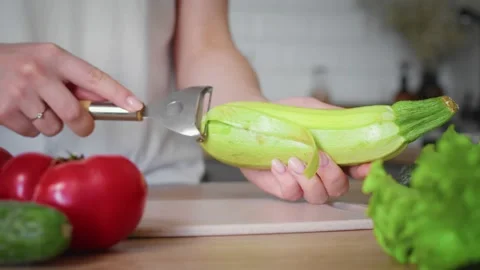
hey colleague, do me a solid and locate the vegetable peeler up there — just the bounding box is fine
[79,86,213,142]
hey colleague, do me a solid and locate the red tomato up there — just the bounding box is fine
[0,147,13,172]
[0,152,54,201]
[32,155,147,251]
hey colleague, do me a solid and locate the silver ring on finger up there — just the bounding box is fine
[30,106,48,122]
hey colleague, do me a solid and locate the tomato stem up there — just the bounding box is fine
[51,152,85,165]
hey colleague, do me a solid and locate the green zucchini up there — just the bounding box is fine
[200,96,458,179]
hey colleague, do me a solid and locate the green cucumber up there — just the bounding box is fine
[0,201,72,265]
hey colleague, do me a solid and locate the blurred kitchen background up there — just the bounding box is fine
[203,0,480,182]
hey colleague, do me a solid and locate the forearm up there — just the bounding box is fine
[175,46,268,107]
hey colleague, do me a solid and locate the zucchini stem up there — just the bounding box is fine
[393,96,458,143]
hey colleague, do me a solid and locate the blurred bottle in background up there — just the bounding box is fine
[309,65,330,103]
[460,90,473,121]
[393,61,416,102]
[416,68,445,100]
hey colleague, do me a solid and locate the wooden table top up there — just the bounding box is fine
[15,181,415,270]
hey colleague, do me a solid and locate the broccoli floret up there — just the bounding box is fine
[362,125,480,270]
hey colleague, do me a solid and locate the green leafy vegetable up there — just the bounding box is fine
[362,125,480,270]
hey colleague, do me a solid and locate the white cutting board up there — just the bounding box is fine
[132,197,373,237]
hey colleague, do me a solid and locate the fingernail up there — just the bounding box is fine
[288,157,305,174]
[126,96,144,111]
[271,159,286,174]
[320,152,330,167]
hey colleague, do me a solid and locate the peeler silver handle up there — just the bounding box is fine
[80,100,144,121]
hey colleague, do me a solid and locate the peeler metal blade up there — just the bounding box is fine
[143,86,212,141]
[79,86,213,142]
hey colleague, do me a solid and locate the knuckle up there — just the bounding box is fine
[281,188,303,201]
[87,66,107,86]
[283,193,302,202]
[51,122,64,135]
[10,122,39,137]
[7,83,28,100]
[17,60,42,79]
[5,73,28,92]
[330,190,345,198]
[62,103,83,122]
[41,118,64,137]
[25,129,40,137]
[0,110,7,123]
[308,196,329,205]
[0,110,12,124]
[277,178,303,201]
[43,125,63,137]
[339,181,350,196]
[329,180,350,198]
[0,100,14,122]
[37,42,63,60]
[9,58,45,91]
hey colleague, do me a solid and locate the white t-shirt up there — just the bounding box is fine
[0,0,205,185]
